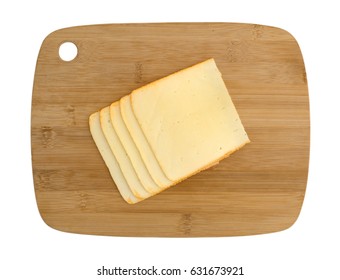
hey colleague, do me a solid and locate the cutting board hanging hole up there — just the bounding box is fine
[59,42,78,62]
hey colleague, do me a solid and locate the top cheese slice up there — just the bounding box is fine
[131,58,250,182]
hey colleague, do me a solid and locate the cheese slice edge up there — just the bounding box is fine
[100,106,151,199]
[110,101,162,194]
[89,112,140,204]
[120,95,174,188]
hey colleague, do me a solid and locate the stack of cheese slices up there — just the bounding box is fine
[89,58,250,204]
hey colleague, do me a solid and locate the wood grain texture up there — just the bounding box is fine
[31,23,309,237]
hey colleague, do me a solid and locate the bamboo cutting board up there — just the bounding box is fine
[31,23,309,237]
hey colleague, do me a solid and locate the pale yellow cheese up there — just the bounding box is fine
[100,106,151,199]
[120,95,174,188]
[131,58,250,182]
[110,102,161,194]
[90,58,249,204]
[89,112,140,204]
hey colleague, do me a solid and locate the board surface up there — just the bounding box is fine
[31,23,309,237]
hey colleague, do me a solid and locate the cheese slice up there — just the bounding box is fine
[89,112,140,204]
[89,58,249,204]
[131,58,250,182]
[120,95,174,188]
[110,102,161,194]
[100,106,151,199]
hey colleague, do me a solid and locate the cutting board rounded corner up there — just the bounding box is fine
[34,204,69,235]
[36,26,83,66]
[276,209,305,235]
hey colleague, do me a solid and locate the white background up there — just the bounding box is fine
[1,0,339,279]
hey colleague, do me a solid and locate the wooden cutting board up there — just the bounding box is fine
[31,23,309,237]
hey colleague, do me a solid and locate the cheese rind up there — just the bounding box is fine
[89,112,140,204]
[120,95,174,188]
[110,102,161,194]
[131,58,250,182]
[100,106,151,199]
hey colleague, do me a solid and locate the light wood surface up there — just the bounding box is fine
[31,23,309,237]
